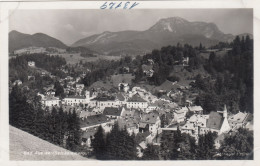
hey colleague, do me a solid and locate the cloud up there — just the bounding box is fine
[64,24,74,31]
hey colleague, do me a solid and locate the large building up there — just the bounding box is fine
[127,93,148,110]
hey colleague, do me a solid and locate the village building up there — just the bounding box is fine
[41,96,60,107]
[12,80,22,86]
[127,93,148,110]
[205,106,231,134]
[80,114,113,131]
[28,61,35,67]
[76,84,85,95]
[118,83,130,92]
[228,112,252,130]
[63,96,86,106]
[103,107,124,120]
[90,95,118,110]
[139,111,161,134]
[188,106,203,114]
[142,64,154,77]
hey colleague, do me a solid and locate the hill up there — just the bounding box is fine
[9,126,88,160]
[9,30,68,52]
[72,17,239,56]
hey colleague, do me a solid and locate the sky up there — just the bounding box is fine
[9,9,253,45]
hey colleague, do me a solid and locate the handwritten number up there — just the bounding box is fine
[100,2,107,9]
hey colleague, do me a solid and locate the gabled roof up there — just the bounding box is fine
[142,64,153,71]
[140,112,159,124]
[80,114,109,128]
[127,93,147,102]
[65,95,86,99]
[116,93,125,101]
[188,106,203,112]
[103,107,122,116]
[206,111,224,130]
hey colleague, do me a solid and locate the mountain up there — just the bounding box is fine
[9,30,68,52]
[72,17,238,56]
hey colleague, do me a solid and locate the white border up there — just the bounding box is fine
[1,0,260,166]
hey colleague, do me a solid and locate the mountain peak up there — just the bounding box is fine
[149,17,189,32]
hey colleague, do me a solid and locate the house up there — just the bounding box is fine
[139,111,161,134]
[118,83,130,92]
[81,128,96,147]
[115,93,126,105]
[80,114,112,131]
[76,84,85,95]
[173,107,188,123]
[46,89,55,96]
[103,107,124,119]
[228,112,252,130]
[63,96,86,106]
[12,80,22,86]
[127,93,148,110]
[118,118,139,136]
[142,64,154,77]
[41,96,60,107]
[90,95,118,110]
[188,106,203,114]
[28,61,35,67]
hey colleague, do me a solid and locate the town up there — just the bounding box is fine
[9,38,253,159]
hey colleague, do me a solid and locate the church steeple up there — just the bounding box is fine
[223,104,227,118]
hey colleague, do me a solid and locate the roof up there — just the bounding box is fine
[206,111,224,130]
[140,112,159,124]
[181,122,195,130]
[116,93,125,101]
[229,112,248,123]
[43,96,60,101]
[80,114,109,128]
[127,93,147,102]
[157,80,176,91]
[65,96,86,99]
[82,128,97,139]
[188,106,203,112]
[92,95,115,101]
[142,64,153,71]
[121,108,135,117]
[103,107,123,116]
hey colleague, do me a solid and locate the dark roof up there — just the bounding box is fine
[82,128,97,139]
[142,64,153,71]
[127,93,147,102]
[206,111,224,130]
[92,95,115,101]
[116,93,125,101]
[140,112,159,124]
[103,107,122,116]
[80,114,108,128]
[65,95,85,99]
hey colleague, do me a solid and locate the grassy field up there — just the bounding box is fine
[49,53,122,65]
[10,126,88,160]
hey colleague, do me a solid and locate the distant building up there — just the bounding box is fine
[118,83,130,92]
[12,80,22,86]
[28,61,35,67]
[41,96,60,107]
[188,106,203,114]
[103,107,124,119]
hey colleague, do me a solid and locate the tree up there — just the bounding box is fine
[142,144,159,160]
[219,128,253,159]
[91,125,106,160]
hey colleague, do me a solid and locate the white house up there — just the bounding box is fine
[41,96,60,107]
[64,96,86,106]
[127,93,148,110]
[28,61,35,67]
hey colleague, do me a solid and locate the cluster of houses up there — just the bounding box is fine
[13,46,66,55]
[11,58,253,158]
